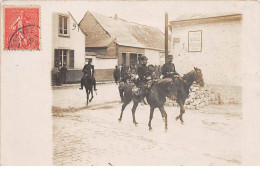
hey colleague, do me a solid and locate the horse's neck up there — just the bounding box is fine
[183,71,195,91]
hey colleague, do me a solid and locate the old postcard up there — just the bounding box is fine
[0,0,260,166]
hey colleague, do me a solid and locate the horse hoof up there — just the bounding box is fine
[149,127,152,131]
[176,116,180,121]
[181,121,184,125]
[134,122,138,125]
[165,126,168,130]
[118,118,121,122]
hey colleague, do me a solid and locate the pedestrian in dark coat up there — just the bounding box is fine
[60,64,68,84]
[113,66,121,84]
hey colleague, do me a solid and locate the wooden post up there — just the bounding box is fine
[165,12,168,63]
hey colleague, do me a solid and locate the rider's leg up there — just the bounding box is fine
[79,77,84,90]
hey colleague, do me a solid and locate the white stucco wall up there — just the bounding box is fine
[52,12,85,70]
[145,49,161,66]
[171,19,242,86]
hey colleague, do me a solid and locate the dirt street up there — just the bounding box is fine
[52,83,242,166]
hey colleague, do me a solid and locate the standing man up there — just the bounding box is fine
[79,59,97,91]
[53,63,61,86]
[60,64,68,85]
[113,65,121,85]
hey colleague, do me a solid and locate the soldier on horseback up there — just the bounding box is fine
[79,59,97,91]
[161,54,179,96]
[135,56,152,99]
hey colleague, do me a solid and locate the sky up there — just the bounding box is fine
[66,1,246,32]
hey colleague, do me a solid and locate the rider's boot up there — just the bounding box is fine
[79,78,84,90]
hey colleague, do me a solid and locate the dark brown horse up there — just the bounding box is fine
[174,67,204,124]
[84,75,94,105]
[118,67,204,130]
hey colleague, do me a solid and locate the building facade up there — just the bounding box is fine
[52,12,85,84]
[79,11,165,81]
[169,13,243,102]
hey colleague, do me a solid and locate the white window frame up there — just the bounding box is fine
[59,49,68,66]
[58,14,70,37]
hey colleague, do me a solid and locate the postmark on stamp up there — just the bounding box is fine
[4,6,40,50]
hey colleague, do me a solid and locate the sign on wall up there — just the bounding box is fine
[188,30,202,52]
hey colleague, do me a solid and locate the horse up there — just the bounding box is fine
[117,64,154,103]
[174,67,204,124]
[118,67,204,130]
[84,75,94,105]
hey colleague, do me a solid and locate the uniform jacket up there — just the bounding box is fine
[161,62,178,79]
[83,64,94,76]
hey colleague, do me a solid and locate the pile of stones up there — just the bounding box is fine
[166,84,239,110]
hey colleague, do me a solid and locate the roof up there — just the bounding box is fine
[170,13,242,27]
[80,11,165,50]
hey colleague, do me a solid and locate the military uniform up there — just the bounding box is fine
[161,62,179,79]
[79,63,97,90]
[137,64,149,82]
[161,55,179,96]
[134,56,150,99]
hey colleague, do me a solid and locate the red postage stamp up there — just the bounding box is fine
[4,6,40,50]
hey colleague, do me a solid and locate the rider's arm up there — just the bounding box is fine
[161,65,169,76]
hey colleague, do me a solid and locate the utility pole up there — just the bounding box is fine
[165,12,168,63]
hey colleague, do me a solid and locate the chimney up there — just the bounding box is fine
[114,14,118,20]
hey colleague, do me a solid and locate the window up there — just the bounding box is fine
[130,53,137,66]
[122,53,126,65]
[59,15,69,36]
[59,49,68,66]
[54,49,74,68]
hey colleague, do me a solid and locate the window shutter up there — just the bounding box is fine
[54,49,60,67]
[69,50,74,69]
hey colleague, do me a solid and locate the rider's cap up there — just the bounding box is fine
[168,54,173,59]
[142,56,148,61]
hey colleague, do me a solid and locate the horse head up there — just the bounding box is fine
[194,67,204,87]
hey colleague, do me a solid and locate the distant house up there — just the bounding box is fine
[52,12,85,84]
[79,11,165,81]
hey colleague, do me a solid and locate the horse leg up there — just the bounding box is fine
[132,101,139,125]
[148,107,155,130]
[86,89,89,106]
[119,89,124,102]
[118,99,131,122]
[159,106,168,130]
[160,111,165,122]
[89,89,94,102]
[176,101,185,124]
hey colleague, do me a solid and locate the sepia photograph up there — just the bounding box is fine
[0,0,260,166]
